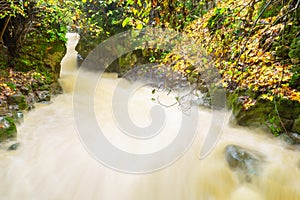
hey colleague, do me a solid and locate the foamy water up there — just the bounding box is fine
[0,33,299,200]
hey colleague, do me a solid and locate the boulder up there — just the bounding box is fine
[225,145,265,182]
[7,142,20,151]
[292,115,300,133]
[228,91,300,138]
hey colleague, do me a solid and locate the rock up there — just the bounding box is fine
[20,86,30,95]
[26,92,36,110]
[280,117,294,131]
[288,37,300,64]
[210,87,226,109]
[7,93,27,110]
[198,85,209,93]
[0,96,8,116]
[225,145,265,182]
[13,111,24,124]
[8,104,19,110]
[0,116,17,142]
[77,53,83,63]
[8,142,20,151]
[36,91,51,102]
[286,132,300,144]
[228,92,300,136]
[50,82,63,95]
[43,40,66,79]
[292,115,300,133]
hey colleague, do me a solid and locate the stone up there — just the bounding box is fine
[225,145,265,182]
[7,93,27,110]
[36,91,51,102]
[280,117,294,131]
[26,92,36,110]
[0,116,17,142]
[8,142,20,151]
[228,91,300,136]
[286,132,300,144]
[210,87,226,109]
[13,111,24,124]
[50,82,63,95]
[20,86,30,95]
[292,115,300,134]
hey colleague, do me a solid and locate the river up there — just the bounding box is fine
[0,33,299,200]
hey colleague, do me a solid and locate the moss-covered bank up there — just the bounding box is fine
[0,1,68,142]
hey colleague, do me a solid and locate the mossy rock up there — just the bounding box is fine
[210,87,226,109]
[292,115,300,134]
[7,93,27,110]
[44,40,66,80]
[288,37,300,64]
[276,99,300,119]
[234,99,273,127]
[50,82,63,95]
[0,116,17,142]
[12,32,66,82]
[275,45,290,59]
[228,91,300,136]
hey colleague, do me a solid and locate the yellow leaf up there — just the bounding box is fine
[136,23,143,30]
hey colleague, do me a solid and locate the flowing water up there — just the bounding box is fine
[0,33,300,200]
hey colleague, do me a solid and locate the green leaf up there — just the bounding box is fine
[122,17,131,27]
[126,0,134,6]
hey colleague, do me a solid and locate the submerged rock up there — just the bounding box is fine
[8,142,20,151]
[225,145,265,182]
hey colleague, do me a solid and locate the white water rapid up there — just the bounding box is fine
[0,33,299,200]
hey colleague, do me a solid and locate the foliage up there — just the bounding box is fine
[0,116,17,141]
[77,0,126,40]
[159,0,300,108]
[119,0,213,30]
[0,0,25,19]
[0,0,72,76]
[0,70,49,97]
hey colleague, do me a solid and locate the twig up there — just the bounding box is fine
[272,0,300,25]
[273,97,288,134]
[234,0,260,17]
[236,0,274,65]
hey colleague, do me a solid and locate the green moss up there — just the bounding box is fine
[259,0,283,18]
[228,90,300,136]
[7,93,27,110]
[0,116,17,142]
[288,37,300,63]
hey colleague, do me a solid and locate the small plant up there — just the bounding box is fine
[5,82,17,91]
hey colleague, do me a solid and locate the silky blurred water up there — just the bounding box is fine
[0,33,299,200]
